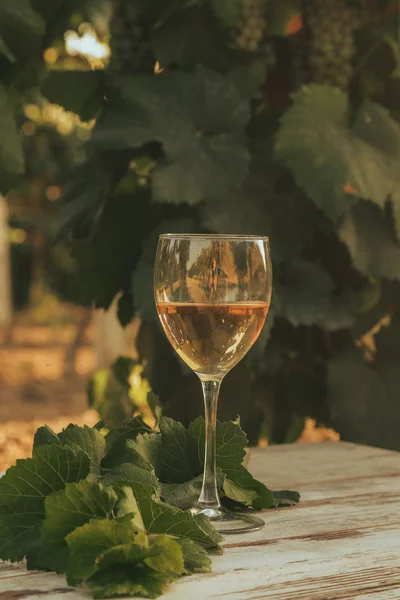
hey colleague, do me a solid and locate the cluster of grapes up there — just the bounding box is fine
[108,0,153,75]
[228,0,269,53]
[293,0,379,89]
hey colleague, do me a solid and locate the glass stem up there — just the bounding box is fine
[198,378,222,510]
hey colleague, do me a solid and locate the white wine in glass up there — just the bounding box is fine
[154,234,272,533]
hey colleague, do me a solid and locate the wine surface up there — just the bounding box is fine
[156,302,269,377]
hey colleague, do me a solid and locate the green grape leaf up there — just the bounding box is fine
[91,68,250,205]
[139,496,223,549]
[152,5,233,71]
[223,465,274,510]
[0,84,24,194]
[66,515,139,585]
[33,424,61,449]
[276,85,400,221]
[176,538,212,574]
[57,425,106,476]
[274,258,360,330]
[102,465,221,548]
[0,445,90,562]
[102,463,161,497]
[339,200,400,281]
[33,423,106,476]
[42,70,105,121]
[114,486,146,532]
[36,481,118,573]
[272,490,301,507]
[102,417,153,470]
[86,536,183,599]
[160,476,203,511]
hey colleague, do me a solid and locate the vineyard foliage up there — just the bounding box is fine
[1,0,400,449]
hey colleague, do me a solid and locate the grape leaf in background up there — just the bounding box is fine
[339,200,400,281]
[91,67,250,205]
[36,481,118,573]
[273,258,360,330]
[41,70,105,121]
[276,85,400,221]
[0,445,90,562]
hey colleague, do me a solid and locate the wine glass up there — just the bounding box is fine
[154,234,272,533]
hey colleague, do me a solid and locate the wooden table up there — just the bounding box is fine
[1,441,400,600]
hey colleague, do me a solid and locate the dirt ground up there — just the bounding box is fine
[0,323,98,472]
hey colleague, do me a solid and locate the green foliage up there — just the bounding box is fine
[0,418,298,598]
[91,68,251,204]
[276,85,400,222]
[2,0,400,451]
[129,416,297,511]
[0,445,90,562]
[36,481,118,573]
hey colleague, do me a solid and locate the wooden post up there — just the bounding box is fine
[0,195,12,328]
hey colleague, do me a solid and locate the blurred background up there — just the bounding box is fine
[1,0,399,471]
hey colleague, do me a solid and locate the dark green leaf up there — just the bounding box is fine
[139,496,223,548]
[0,445,90,562]
[37,481,118,573]
[66,515,142,585]
[42,70,105,121]
[157,417,201,483]
[0,84,24,194]
[223,465,274,510]
[272,490,300,507]
[152,5,233,71]
[33,425,61,449]
[102,417,153,469]
[339,200,400,281]
[92,68,250,204]
[274,258,360,329]
[58,425,106,476]
[276,85,400,221]
[160,476,203,511]
[88,565,169,599]
[102,463,161,497]
[176,538,212,574]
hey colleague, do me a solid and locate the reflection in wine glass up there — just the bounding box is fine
[154,234,272,533]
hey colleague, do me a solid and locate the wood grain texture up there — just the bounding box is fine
[1,441,399,599]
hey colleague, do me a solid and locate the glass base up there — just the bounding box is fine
[191,505,265,534]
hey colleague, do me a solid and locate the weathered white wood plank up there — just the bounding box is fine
[0,442,399,600]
